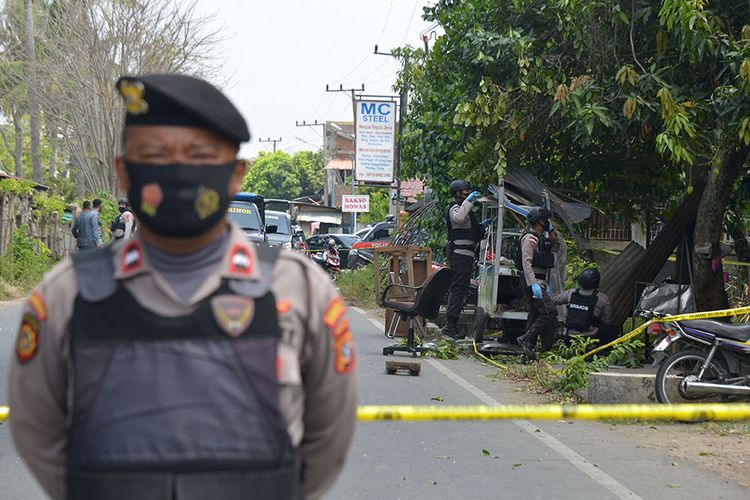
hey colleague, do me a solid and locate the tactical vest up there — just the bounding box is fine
[445,202,485,256]
[67,246,300,500]
[564,289,599,332]
[530,234,555,269]
[110,211,136,239]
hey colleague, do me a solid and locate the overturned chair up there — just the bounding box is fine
[381,267,452,357]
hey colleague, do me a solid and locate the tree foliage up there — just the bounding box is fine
[241,150,324,200]
[396,0,750,310]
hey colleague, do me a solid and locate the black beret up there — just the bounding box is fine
[116,74,250,144]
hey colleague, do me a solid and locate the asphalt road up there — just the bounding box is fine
[0,299,747,499]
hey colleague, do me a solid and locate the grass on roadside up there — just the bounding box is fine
[0,225,55,299]
[336,265,379,309]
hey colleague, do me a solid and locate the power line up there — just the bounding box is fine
[258,137,282,153]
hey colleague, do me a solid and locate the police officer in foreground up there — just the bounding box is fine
[442,179,489,340]
[9,74,358,500]
[517,207,560,361]
[553,267,615,346]
[110,196,135,240]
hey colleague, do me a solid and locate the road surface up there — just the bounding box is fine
[0,300,747,499]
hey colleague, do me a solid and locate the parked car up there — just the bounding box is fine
[348,219,396,268]
[264,210,297,249]
[228,192,268,246]
[354,226,372,240]
[307,233,359,269]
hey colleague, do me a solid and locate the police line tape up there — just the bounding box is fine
[578,304,750,362]
[357,403,750,421]
[1,403,749,424]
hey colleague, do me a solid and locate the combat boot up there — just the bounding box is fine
[441,316,463,340]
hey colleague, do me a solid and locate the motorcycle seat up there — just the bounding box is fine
[680,319,750,342]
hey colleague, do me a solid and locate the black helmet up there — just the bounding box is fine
[527,207,552,225]
[118,197,129,205]
[578,268,601,289]
[449,179,470,196]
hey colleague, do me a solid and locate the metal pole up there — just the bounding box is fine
[351,90,358,232]
[492,181,505,309]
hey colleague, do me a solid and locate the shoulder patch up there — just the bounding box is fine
[212,295,255,337]
[334,329,355,373]
[323,297,347,329]
[121,240,143,273]
[16,314,40,363]
[27,291,48,321]
[323,297,355,373]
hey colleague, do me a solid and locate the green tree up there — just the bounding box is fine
[396,0,750,311]
[242,150,324,200]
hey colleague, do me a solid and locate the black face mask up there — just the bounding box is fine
[118,206,127,214]
[125,161,235,238]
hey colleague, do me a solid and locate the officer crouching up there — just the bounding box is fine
[553,267,615,347]
[9,74,358,500]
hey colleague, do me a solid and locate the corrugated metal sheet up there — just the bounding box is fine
[599,183,705,327]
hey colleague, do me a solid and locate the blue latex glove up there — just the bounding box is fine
[466,191,481,202]
[531,283,543,300]
[480,217,494,227]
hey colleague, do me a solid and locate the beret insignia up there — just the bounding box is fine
[118,79,149,115]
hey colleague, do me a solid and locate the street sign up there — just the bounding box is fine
[355,100,396,183]
[342,194,370,213]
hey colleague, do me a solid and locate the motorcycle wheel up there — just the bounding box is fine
[654,349,728,404]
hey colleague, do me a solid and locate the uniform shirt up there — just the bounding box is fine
[448,198,477,258]
[520,230,560,286]
[8,221,358,500]
[552,288,613,335]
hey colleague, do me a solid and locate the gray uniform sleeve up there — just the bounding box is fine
[598,294,613,325]
[9,262,76,500]
[299,263,358,499]
[449,199,474,226]
[520,234,539,286]
[552,289,573,306]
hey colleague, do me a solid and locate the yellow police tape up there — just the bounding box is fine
[578,304,750,362]
[2,403,749,424]
[357,403,750,421]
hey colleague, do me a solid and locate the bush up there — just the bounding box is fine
[336,266,378,309]
[0,224,53,292]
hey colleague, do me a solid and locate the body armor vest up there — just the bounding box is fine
[445,202,485,255]
[110,212,136,239]
[67,247,300,500]
[530,235,555,269]
[564,289,599,331]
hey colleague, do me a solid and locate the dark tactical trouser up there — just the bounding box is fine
[523,287,557,352]
[446,253,474,320]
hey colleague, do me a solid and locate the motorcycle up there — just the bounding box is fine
[311,250,341,280]
[641,309,750,404]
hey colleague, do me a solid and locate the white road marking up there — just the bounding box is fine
[353,307,642,500]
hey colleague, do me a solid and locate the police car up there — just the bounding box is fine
[228,192,269,246]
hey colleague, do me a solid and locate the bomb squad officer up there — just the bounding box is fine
[442,179,491,340]
[553,267,615,345]
[9,73,358,500]
[517,207,560,362]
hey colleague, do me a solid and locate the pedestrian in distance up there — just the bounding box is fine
[442,179,492,340]
[553,267,616,348]
[110,196,136,240]
[9,73,358,500]
[91,198,104,248]
[71,200,98,251]
[517,207,561,363]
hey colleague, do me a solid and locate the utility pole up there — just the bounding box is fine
[325,84,365,231]
[258,137,282,153]
[296,120,327,205]
[374,45,406,218]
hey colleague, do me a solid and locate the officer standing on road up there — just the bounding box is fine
[9,73,358,500]
[110,196,136,240]
[442,179,490,340]
[553,267,615,346]
[517,207,560,362]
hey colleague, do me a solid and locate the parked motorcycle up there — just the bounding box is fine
[311,250,341,280]
[641,309,750,404]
